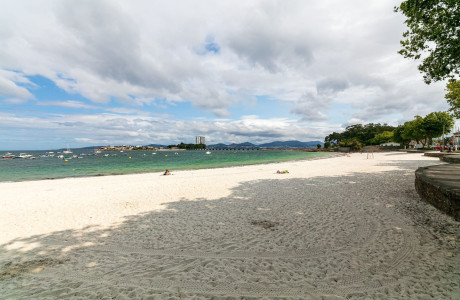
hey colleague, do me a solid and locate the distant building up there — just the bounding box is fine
[196,136,206,144]
[380,142,400,147]
[450,131,460,147]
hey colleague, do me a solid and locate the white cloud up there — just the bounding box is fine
[0,111,335,149]
[0,0,456,149]
[38,100,98,110]
[0,70,35,100]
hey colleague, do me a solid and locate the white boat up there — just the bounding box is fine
[2,152,14,159]
[63,145,72,154]
[206,151,211,154]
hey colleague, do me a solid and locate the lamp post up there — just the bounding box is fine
[442,124,445,152]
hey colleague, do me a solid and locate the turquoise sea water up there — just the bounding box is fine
[0,150,333,182]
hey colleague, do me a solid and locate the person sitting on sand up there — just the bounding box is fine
[164,169,170,175]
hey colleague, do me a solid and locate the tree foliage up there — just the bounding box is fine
[324,132,343,145]
[445,79,460,118]
[169,143,206,150]
[421,111,455,144]
[370,131,394,145]
[395,0,460,84]
[401,116,426,144]
[324,123,396,146]
[324,112,454,148]
[339,138,362,151]
[393,125,412,145]
[396,112,454,146]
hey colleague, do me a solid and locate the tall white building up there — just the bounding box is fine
[195,136,206,144]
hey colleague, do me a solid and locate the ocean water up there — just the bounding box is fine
[0,150,333,182]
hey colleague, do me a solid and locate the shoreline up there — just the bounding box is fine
[0,152,339,184]
[1,152,459,298]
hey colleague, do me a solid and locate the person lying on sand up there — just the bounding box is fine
[276,170,289,174]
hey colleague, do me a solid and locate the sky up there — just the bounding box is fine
[1,0,458,150]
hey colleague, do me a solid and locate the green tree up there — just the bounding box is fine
[422,111,455,145]
[395,1,460,84]
[339,138,362,151]
[402,116,426,145]
[393,125,412,146]
[170,142,206,150]
[370,131,394,145]
[325,123,396,146]
[446,79,460,118]
[325,132,343,144]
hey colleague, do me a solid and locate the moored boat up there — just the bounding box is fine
[63,145,72,154]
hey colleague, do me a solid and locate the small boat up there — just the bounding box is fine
[63,145,72,154]
[16,153,33,159]
[2,152,14,159]
[206,151,211,154]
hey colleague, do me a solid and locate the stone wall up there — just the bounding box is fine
[415,165,460,221]
[440,154,460,164]
[337,147,351,153]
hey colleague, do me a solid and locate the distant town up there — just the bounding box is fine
[94,138,325,152]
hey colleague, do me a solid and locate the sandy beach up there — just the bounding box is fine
[0,152,459,299]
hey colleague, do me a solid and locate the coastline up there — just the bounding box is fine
[0,151,337,183]
[1,152,459,298]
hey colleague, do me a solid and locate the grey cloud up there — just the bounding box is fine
[226,24,313,73]
[291,92,329,121]
[351,80,449,124]
[316,78,349,95]
[228,131,283,138]
[55,121,86,127]
[54,1,179,92]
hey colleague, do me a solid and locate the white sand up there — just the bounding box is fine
[0,152,459,299]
